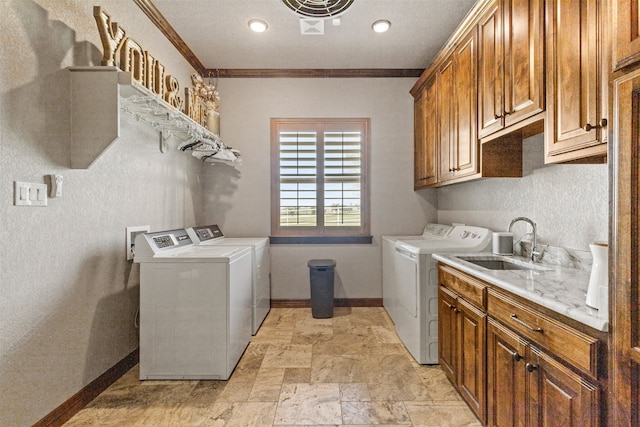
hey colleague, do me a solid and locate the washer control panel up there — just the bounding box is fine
[153,234,177,248]
[134,229,193,259]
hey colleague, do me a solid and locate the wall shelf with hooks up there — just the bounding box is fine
[69,66,238,169]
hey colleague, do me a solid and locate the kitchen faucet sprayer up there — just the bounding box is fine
[509,217,543,263]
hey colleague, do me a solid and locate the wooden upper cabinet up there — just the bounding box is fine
[437,55,456,182]
[438,28,480,184]
[454,28,480,179]
[614,0,640,70]
[414,90,426,188]
[544,0,608,163]
[478,1,503,137]
[478,0,544,139]
[414,79,437,189]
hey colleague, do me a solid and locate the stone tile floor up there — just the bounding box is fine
[64,307,482,426]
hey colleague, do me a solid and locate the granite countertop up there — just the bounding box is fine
[432,252,608,332]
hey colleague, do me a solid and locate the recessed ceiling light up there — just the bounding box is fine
[248,19,268,33]
[372,20,391,33]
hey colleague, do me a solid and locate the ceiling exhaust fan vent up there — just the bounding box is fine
[281,0,355,18]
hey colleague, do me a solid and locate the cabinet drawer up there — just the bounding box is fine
[487,289,598,377]
[438,264,486,309]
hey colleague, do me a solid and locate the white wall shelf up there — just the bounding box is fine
[68,66,236,169]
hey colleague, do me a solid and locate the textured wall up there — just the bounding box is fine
[437,134,609,250]
[0,2,609,426]
[0,1,203,425]
[201,78,438,299]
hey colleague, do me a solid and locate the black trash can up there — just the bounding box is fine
[308,259,337,318]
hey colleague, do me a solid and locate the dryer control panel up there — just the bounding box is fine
[187,224,224,244]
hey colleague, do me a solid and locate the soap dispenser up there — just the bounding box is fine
[585,241,608,314]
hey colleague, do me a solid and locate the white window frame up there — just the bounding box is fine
[270,118,371,243]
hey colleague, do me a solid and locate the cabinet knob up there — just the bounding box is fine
[512,352,522,362]
[584,119,607,132]
[494,114,503,120]
[526,363,537,373]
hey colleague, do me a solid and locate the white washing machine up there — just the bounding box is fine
[134,229,252,380]
[382,224,491,364]
[186,225,270,335]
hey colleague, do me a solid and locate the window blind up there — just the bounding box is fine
[323,130,362,227]
[278,130,317,226]
[271,118,370,239]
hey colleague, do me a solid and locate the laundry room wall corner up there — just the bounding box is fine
[0,1,204,425]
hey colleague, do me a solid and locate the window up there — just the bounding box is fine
[270,118,371,243]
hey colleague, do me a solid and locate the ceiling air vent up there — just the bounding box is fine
[281,0,355,18]
[300,18,325,35]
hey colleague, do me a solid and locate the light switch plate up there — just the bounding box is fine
[14,181,47,206]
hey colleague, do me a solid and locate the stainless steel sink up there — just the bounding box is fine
[456,255,546,271]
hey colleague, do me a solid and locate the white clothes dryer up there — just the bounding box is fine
[382,224,491,364]
[186,225,270,335]
[134,229,252,380]
[382,224,455,324]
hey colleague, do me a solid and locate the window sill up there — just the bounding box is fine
[269,236,373,244]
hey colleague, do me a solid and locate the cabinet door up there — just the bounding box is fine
[437,56,456,182]
[478,0,544,139]
[611,68,640,426]
[487,318,527,427]
[503,0,544,127]
[544,0,607,163]
[414,79,438,188]
[527,347,600,427]
[478,0,504,138]
[454,28,479,178]
[414,90,427,188]
[422,81,438,186]
[614,0,640,69]
[457,297,487,424]
[438,286,458,383]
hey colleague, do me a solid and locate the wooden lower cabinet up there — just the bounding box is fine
[487,318,600,427]
[528,347,600,427]
[438,286,458,382]
[487,318,527,427]
[439,263,602,426]
[438,282,487,424]
[457,297,487,421]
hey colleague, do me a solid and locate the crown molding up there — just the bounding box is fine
[133,0,206,74]
[135,0,424,79]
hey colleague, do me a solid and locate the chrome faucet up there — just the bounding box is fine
[509,217,543,262]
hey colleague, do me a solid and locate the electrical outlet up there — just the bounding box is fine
[126,225,150,261]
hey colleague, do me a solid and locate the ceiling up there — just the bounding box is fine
[146,0,477,75]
